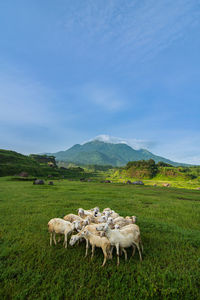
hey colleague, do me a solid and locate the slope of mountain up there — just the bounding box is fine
[0,149,82,177]
[48,140,188,167]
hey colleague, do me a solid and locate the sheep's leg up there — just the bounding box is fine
[107,244,112,260]
[53,233,57,245]
[101,246,108,267]
[116,244,120,266]
[64,233,68,248]
[109,246,114,259]
[85,239,89,257]
[140,238,144,253]
[135,242,142,261]
[58,235,61,243]
[122,248,127,261]
[50,233,52,246]
[91,245,95,260]
[132,245,136,257]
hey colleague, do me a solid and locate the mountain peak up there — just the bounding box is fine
[48,137,187,167]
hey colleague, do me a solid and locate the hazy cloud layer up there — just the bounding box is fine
[92,134,155,150]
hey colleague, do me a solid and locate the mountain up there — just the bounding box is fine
[47,140,188,167]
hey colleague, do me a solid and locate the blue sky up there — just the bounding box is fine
[0,0,200,164]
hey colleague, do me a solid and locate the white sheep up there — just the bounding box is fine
[73,218,90,232]
[81,229,111,267]
[91,207,101,217]
[48,218,75,248]
[92,215,108,224]
[78,208,94,218]
[69,220,113,257]
[69,224,105,249]
[63,213,85,222]
[110,210,120,219]
[97,223,142,265]
[125,216,137,223]
[103,208,111,213]
[113,216,137,228]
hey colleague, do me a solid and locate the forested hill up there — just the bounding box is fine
[48,140,189,167]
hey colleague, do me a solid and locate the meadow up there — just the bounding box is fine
[0,177,200,299]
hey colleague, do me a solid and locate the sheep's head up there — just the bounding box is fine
[73,220,81,231]
[85,216,91,224]
[104,210,111,217]
[83,218,89,226]
[99,231,106,237]
[103,208,111,212]
[96,224,108,232]
[69,234,80,246]
[107,217,113,225]
[99,216,107,223]
[114,224,120,230]
[132,216,137,223]
[94,211,98,217]
[93,207,100,213]
[78,208,84,216]
[82,229,89,237]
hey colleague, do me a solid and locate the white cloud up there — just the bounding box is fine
[63,0,200,64]
[90,134,154,150]
[82,84,125,112]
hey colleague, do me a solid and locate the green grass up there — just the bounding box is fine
[0,177,200,299]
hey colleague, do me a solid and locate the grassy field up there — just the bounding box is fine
[0,177,200,299]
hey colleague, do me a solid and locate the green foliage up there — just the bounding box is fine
[0,149,41,177]
[29,154,56,165]
[0,149,93,179]
[157,161,173,167]
[0,178,200,299]
[125,159,158,178]
[120,160,200,182]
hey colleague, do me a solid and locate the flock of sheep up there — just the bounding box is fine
[48,207,143,266]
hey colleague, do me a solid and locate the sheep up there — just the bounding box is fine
[91,206,100,213]
[63,213,84,222]
[91,215,108,224]
[69,231,83,246]
[102,210,112,217]
[91,207,102,217]
[83,214,108,224]
[110,210,120,219]
[81,229,111,267]
[103,208,111,213]
[70,220,113,257]
[125,216,137,223]
[97,223,142,265]
[113,216,136,228]
[78,208,94,218]
[69,224,102,257]
[69,224,105,248]
[48,218,75,248]
[73,218,90,232]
